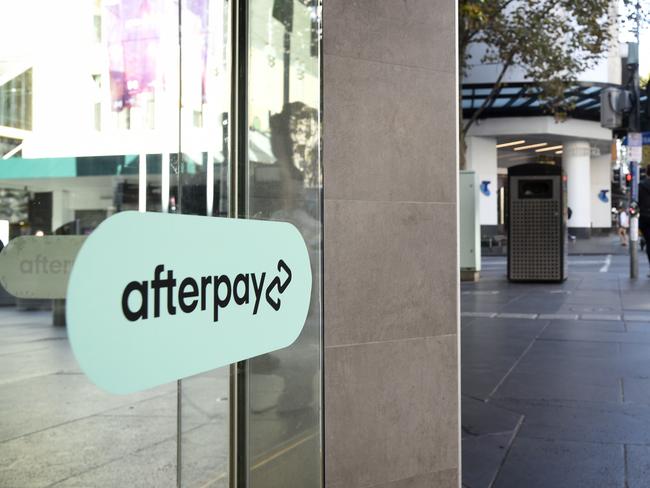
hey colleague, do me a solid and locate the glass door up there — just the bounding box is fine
[0,1,320,486]
[0,1,220,486]
[245,0,322,486]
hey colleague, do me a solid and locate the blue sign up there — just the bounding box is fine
[598,190,609,203]
[480,180,491,197]
[624,132,650,145]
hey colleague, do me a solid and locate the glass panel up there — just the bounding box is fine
[178,0,232,486]
[0,1,187,486]
[247,0,322,486]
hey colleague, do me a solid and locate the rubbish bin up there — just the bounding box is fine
[507,163,568,282]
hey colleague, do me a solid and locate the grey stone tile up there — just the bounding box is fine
[494,369,621,403]
[50,439,176,488]
[462,319,545,400]
[626,323,650,332]
[539,327,650,345]
[325,200,456,346]
[250,428,320,488]
[543,319,625,333]
[462,396,522,438]
[622,378,650,405]
[323,55,456,203]
[0,414,176,488]
[493,436,624,488]
[363,468,458,488]
[463,433,513,488]
[324,0,454,73]
[494,398,650,445]
[529,339,619,358]
[627,444,650,488]
[0,341,51,356]
[180,421,230,488]
[326,0,455,34]
[0,342,82,385]
[0,373,175,442]
[325,336,458,488]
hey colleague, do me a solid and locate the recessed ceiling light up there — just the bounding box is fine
[535,145,564,153]
[496,140,526,149]
[514,143,548,151]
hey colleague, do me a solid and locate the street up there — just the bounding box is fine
[462,253,650,487]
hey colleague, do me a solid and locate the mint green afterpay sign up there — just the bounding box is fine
[67,212,312,394]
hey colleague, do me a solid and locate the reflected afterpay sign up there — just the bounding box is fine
[67,212,312,394]
[0,236,86,299]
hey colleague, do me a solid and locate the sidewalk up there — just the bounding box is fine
[462,255,650,488]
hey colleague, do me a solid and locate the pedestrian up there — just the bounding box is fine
[638,166,650,275]
[618,205,629,246]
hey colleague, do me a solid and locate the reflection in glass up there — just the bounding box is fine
[0,1,226,486]
[178,1,231,487]
[247,0,322,486]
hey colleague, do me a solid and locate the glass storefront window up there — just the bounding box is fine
[246,0,322,486]
[1,1,321,486]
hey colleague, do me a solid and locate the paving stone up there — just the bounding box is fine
[493,436,624,488]
[463,433,513,488]
[621,378,650,405]
[626,444,650,488]
[0,373,176,442]
[624,313,650,322]
[462,396,523,438]
[1,415,176,487]
[494,398,650,445]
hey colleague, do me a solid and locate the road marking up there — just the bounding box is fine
[581,314,622,321]
[497,313,538,320]
[600,255,612,273]
[461,291,500,296]
[623,314,650,322]
[570,260,610,266]
[461,312,498,318]
[463,312,639,322]
[538,314,579,320]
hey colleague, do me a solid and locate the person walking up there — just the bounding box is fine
[618,206,630,246]
[638,167,650,275]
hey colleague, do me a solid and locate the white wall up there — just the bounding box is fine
[563,141,592,229]
[591,154,613,229]
[466,136,498,226]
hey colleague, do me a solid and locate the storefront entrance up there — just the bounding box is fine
[0,0,322,486]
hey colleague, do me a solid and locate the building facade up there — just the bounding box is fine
[463,5,621,240]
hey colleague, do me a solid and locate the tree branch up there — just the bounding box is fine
[462,51,515,138]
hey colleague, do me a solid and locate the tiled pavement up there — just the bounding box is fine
[462,254,650,488]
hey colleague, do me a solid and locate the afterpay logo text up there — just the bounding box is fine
[121,260,292,322]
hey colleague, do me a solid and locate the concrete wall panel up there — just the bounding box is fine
[323,0,459,486]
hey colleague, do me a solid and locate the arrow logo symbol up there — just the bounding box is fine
[265,259,293,311]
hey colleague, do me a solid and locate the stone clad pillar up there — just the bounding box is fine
[563,141,592,237]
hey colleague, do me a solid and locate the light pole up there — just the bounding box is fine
[628,1,642,278]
